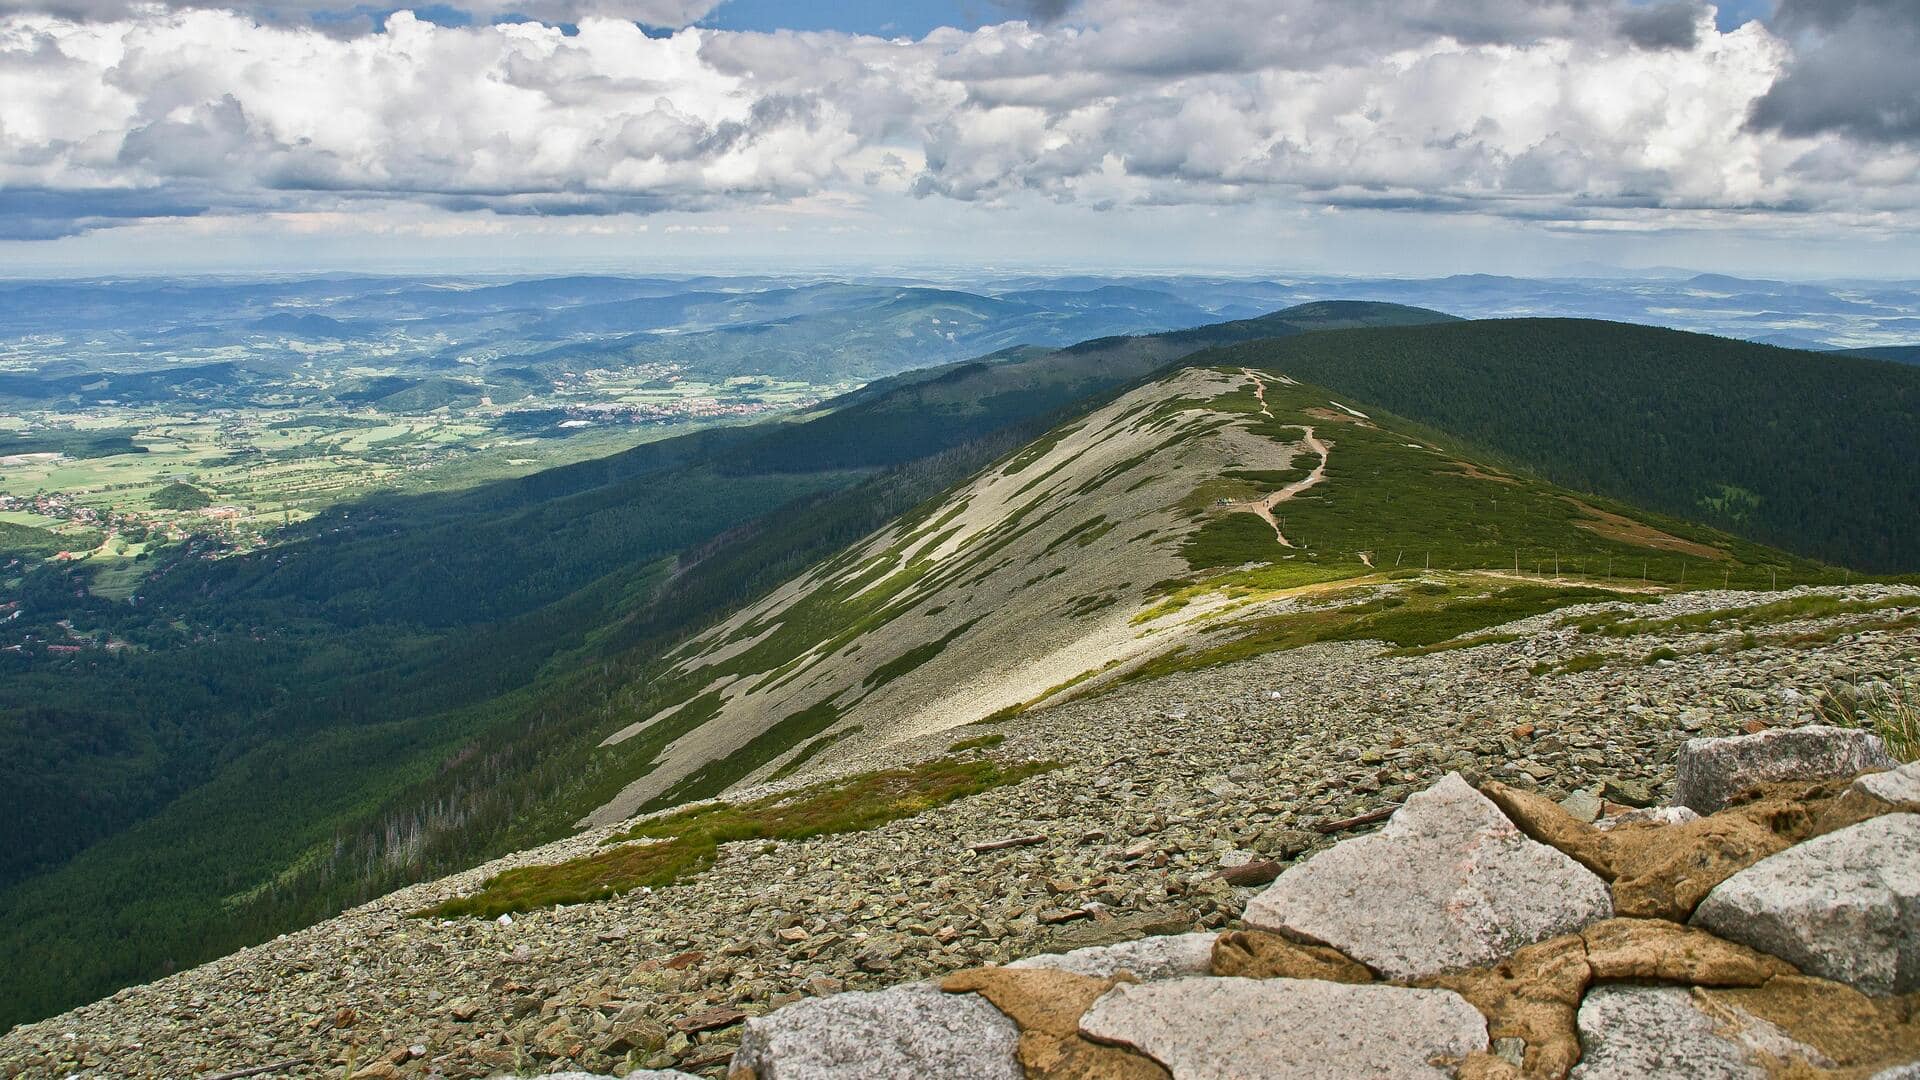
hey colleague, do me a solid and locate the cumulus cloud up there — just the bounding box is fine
[0,0,720,28]
[0,0,1916,241]
[1748,0,1920,142]
[1617,1,1700,48]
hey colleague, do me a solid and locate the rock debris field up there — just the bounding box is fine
[2,585,1917,1080]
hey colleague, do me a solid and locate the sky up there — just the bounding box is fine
[2,0,1918,278]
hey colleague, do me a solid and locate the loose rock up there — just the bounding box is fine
[1244,774,1612,979]
[1079,976,1488,1079]
[1671,725,1895,814]
[1007,934,1216,981]
[1568,985,1818,1079]
[940,967,1169,1079]
[1692,812,1920,995]
[729,982,1020,1080]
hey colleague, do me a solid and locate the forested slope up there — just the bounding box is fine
[1208,320,1920,571]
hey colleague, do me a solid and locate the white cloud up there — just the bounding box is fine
[1,0,1917,246]
[0,0,721,29]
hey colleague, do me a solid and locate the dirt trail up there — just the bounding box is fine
[1241,369,1330,548]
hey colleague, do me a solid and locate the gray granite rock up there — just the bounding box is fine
[729,981,1020,1080]
[1868,1062,1920,1080]
[1079,976,1486,1079]
[1007,933,1216,980]
[1568,985,1829,1079]
[1597,805,1700,831]
[1672,725,1895,813]
[1693,812,1920,995]
[528,1072,700,1079]
[1559,789,1604,823]
[1243,773,1612,979]
[1855,761,1920,806]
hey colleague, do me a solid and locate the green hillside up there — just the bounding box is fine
[0,301,1452,1028]
[1203,320,1920,571]
[400,362,1838,921]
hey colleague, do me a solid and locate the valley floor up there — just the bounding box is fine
[3,585,1916,1079]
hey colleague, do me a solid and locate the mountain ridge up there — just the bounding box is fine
[576,359,1836,825]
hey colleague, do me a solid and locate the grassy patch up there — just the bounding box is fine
[1531,652,1612,677]
[768,725,863,782]
[948,733,1006,752]
[413,756,1058,920]
[1390,631,1522,657]
[647,699,844,811]
[1121,583,1638,687]
[1566,594,1913,639]
[1181,512,1287,570]
[862,617,983,690]
[1778,613,1920,650]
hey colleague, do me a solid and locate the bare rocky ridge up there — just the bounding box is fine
[586,367,1316,823]
[0,584,1913,1078]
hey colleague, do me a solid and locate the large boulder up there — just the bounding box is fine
[1692,812,1920,995]
[1568,985,1829,1079]
[1078,976,1487,1079]
[1243,774,1612,979]
[941,967,1171,1079]
[728,982,1021,1079]
[1855,760,1920,806]
[1672,725,1894,814]
[1008,933,1216,981]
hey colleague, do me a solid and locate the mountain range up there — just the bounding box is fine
[1,299,1915,1031]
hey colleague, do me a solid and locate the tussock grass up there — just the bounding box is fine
[417,755,1057,919]
[1818,677,1920,763]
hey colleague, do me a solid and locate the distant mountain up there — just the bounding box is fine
[1832,343,1920,365]
[248,312,367,339]
[514,284,1238,382]
[725,300,1459,473]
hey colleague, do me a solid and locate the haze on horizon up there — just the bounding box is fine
[1,0,1917,278]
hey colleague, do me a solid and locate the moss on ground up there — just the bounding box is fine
[418,755,1057,919]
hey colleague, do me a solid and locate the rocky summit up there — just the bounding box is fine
[1,585,1916,1079]
[721,747,1919,1079]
